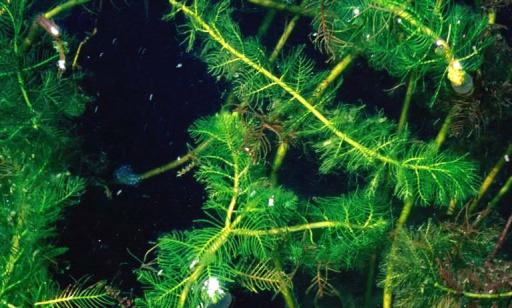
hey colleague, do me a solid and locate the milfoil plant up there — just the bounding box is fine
[133,0,512,307]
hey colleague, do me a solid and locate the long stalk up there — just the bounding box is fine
[248,0,313,17]
[474,174,512,225]
[469,144,512,213]
[397,72,417,133]
[487,211,512,262]
[269,15,300,63]
[383,197,414,308]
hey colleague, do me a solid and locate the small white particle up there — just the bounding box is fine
[149,93,154,101]
[116,189,123,196]
[94,106,99,113]
[312,32,318,37]
[505,154,510,162]
[112,37,117,45]
[99,52,104,58]
[176,63,183,68]
[203,277,224,299]
[57,59,66,70]
[268,195,275,207]
[157,269,164,276]
[397,18,402,23]
[436,39,444,46]
[353,7,360,17]
[189,258,199,269]
[50,26,60,36]
[452,60,462,70]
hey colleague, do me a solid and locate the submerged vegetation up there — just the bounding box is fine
[1,0,511,307]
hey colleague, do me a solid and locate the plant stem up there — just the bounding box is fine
[433,282,512,299]
[271,141,288,186]
[44,0,92,19]
[487,211,512,262]
[233,219,387,237]
[434,105,457,150]
[383,197,414,308]
[256,10,277,39]
[272,256,297,308]
[469,144,512,213]
[271,53,355,185]
[312,53,355,99]
[269,15,300,63]
[138,141,209,180]
[247,0,313,17]
[24,0,92,50]
[397,72,416,133]
[474,174,512,225]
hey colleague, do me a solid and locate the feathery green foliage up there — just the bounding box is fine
[304,0,492,104]
[136,113,389,307]
[0,0,96,306]
[128,0,512,306]
[380,221,512,307]
[165,0,479,207]
[34,279,114,307]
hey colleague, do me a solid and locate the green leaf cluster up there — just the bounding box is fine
[0,0,92,306]
[136,113,389,307]
[166,0,479,206]
[304,0,491,92]
[379,221,503,307]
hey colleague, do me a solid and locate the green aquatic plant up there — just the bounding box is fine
[132,0,510,307]
[135,112,389,307]
[2,0,511,307]
[0,0,114,306]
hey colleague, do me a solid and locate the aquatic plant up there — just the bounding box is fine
[1,0,511,307]
[130,0,512,307]
[0,0,113,306]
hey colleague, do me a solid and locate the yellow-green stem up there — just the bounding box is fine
[312,53,355,99]
[44,0,91,19]
[488,8,496,25]
[474,174,512,225]
[469,144,512,213]
[397,72,416,133]
[272,256,297,308]
[434,282,512,299]
[383,197,414,308]
[248,0,313,17]
[138,141,209,180]
[269,15,300,63]
[233,219,386,237]
[271,141,288,186]
[434,106,456,150]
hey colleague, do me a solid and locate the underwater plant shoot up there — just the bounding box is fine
[0,0,511,307]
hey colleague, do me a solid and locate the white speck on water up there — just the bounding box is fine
[505,154,510,162]
[99,52,104,58]
[112,37,117,45]
[176,63,183,68]
[149,93,154,101]
[116,189,122,196]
